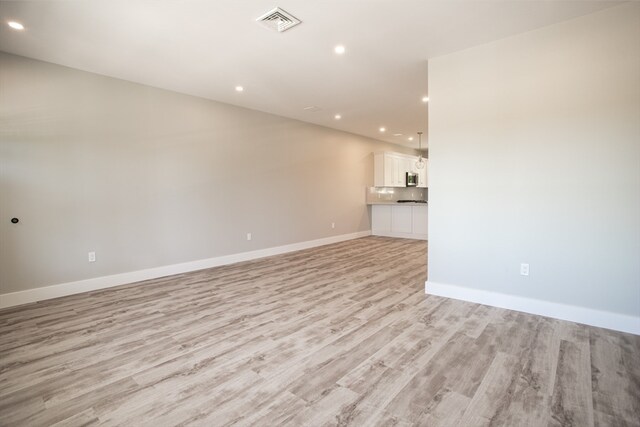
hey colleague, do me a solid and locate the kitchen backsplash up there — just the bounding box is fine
[366,187,427,203]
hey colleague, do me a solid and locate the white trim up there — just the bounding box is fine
[425,281,640,336]
[371,231,428,241]
[0,231,371,309]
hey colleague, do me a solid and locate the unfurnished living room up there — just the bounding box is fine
[0,1,639,426]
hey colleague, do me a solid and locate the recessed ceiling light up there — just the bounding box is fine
[334,114,341,120]
[8,21,24,30]
[422,96,429,103]
[235,86,244,92]
[379,127,386,133]
[393,133,403,137]
[334,45,346,55]
[408,137,414,141]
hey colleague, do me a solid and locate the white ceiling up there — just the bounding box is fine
[0,1,622,148]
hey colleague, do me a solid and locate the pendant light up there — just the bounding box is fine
[415,131,425,169]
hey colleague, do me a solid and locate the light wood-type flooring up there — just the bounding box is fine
[1,236,639,426]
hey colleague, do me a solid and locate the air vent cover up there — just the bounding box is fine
[256,7,301,33]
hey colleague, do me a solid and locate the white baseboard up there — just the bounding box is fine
[371,231,427,241]
[425,281,640,336]
[0,231,371,309]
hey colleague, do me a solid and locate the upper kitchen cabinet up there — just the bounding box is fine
[374,152,427,188]
[375,152,402,187]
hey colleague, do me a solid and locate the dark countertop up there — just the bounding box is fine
[367,201,428,205]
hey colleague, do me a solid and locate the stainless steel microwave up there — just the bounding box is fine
[406,172,418,187]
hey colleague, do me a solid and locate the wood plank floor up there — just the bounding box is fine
[1,236,638,426]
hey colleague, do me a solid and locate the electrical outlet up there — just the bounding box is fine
[520,263,529,276]
[331,222,335,229]
[246,233,252,241]
[88,251,96,263]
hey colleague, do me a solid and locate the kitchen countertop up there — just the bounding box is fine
[367,201,428,205]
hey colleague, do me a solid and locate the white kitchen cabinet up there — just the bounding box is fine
[391,156,401,186]
[373,152,394,187]
[390,154,403,187]
[412,205,428,236]
[374,152,427,188]
[401,157,413,185]
[375,153,400,187]
[371,205,391,232]
[371,204,428,240]
[391,205,412,233]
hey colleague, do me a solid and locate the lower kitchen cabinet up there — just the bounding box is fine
[371,204,427,240]
[411,205,428,236]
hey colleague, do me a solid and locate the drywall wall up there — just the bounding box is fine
[0,52,416,295]
[427,3,640,320]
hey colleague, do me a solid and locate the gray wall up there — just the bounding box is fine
[428,3,640,316]
[0,52,415,294]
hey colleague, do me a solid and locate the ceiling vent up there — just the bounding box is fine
[256,7,301,33]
